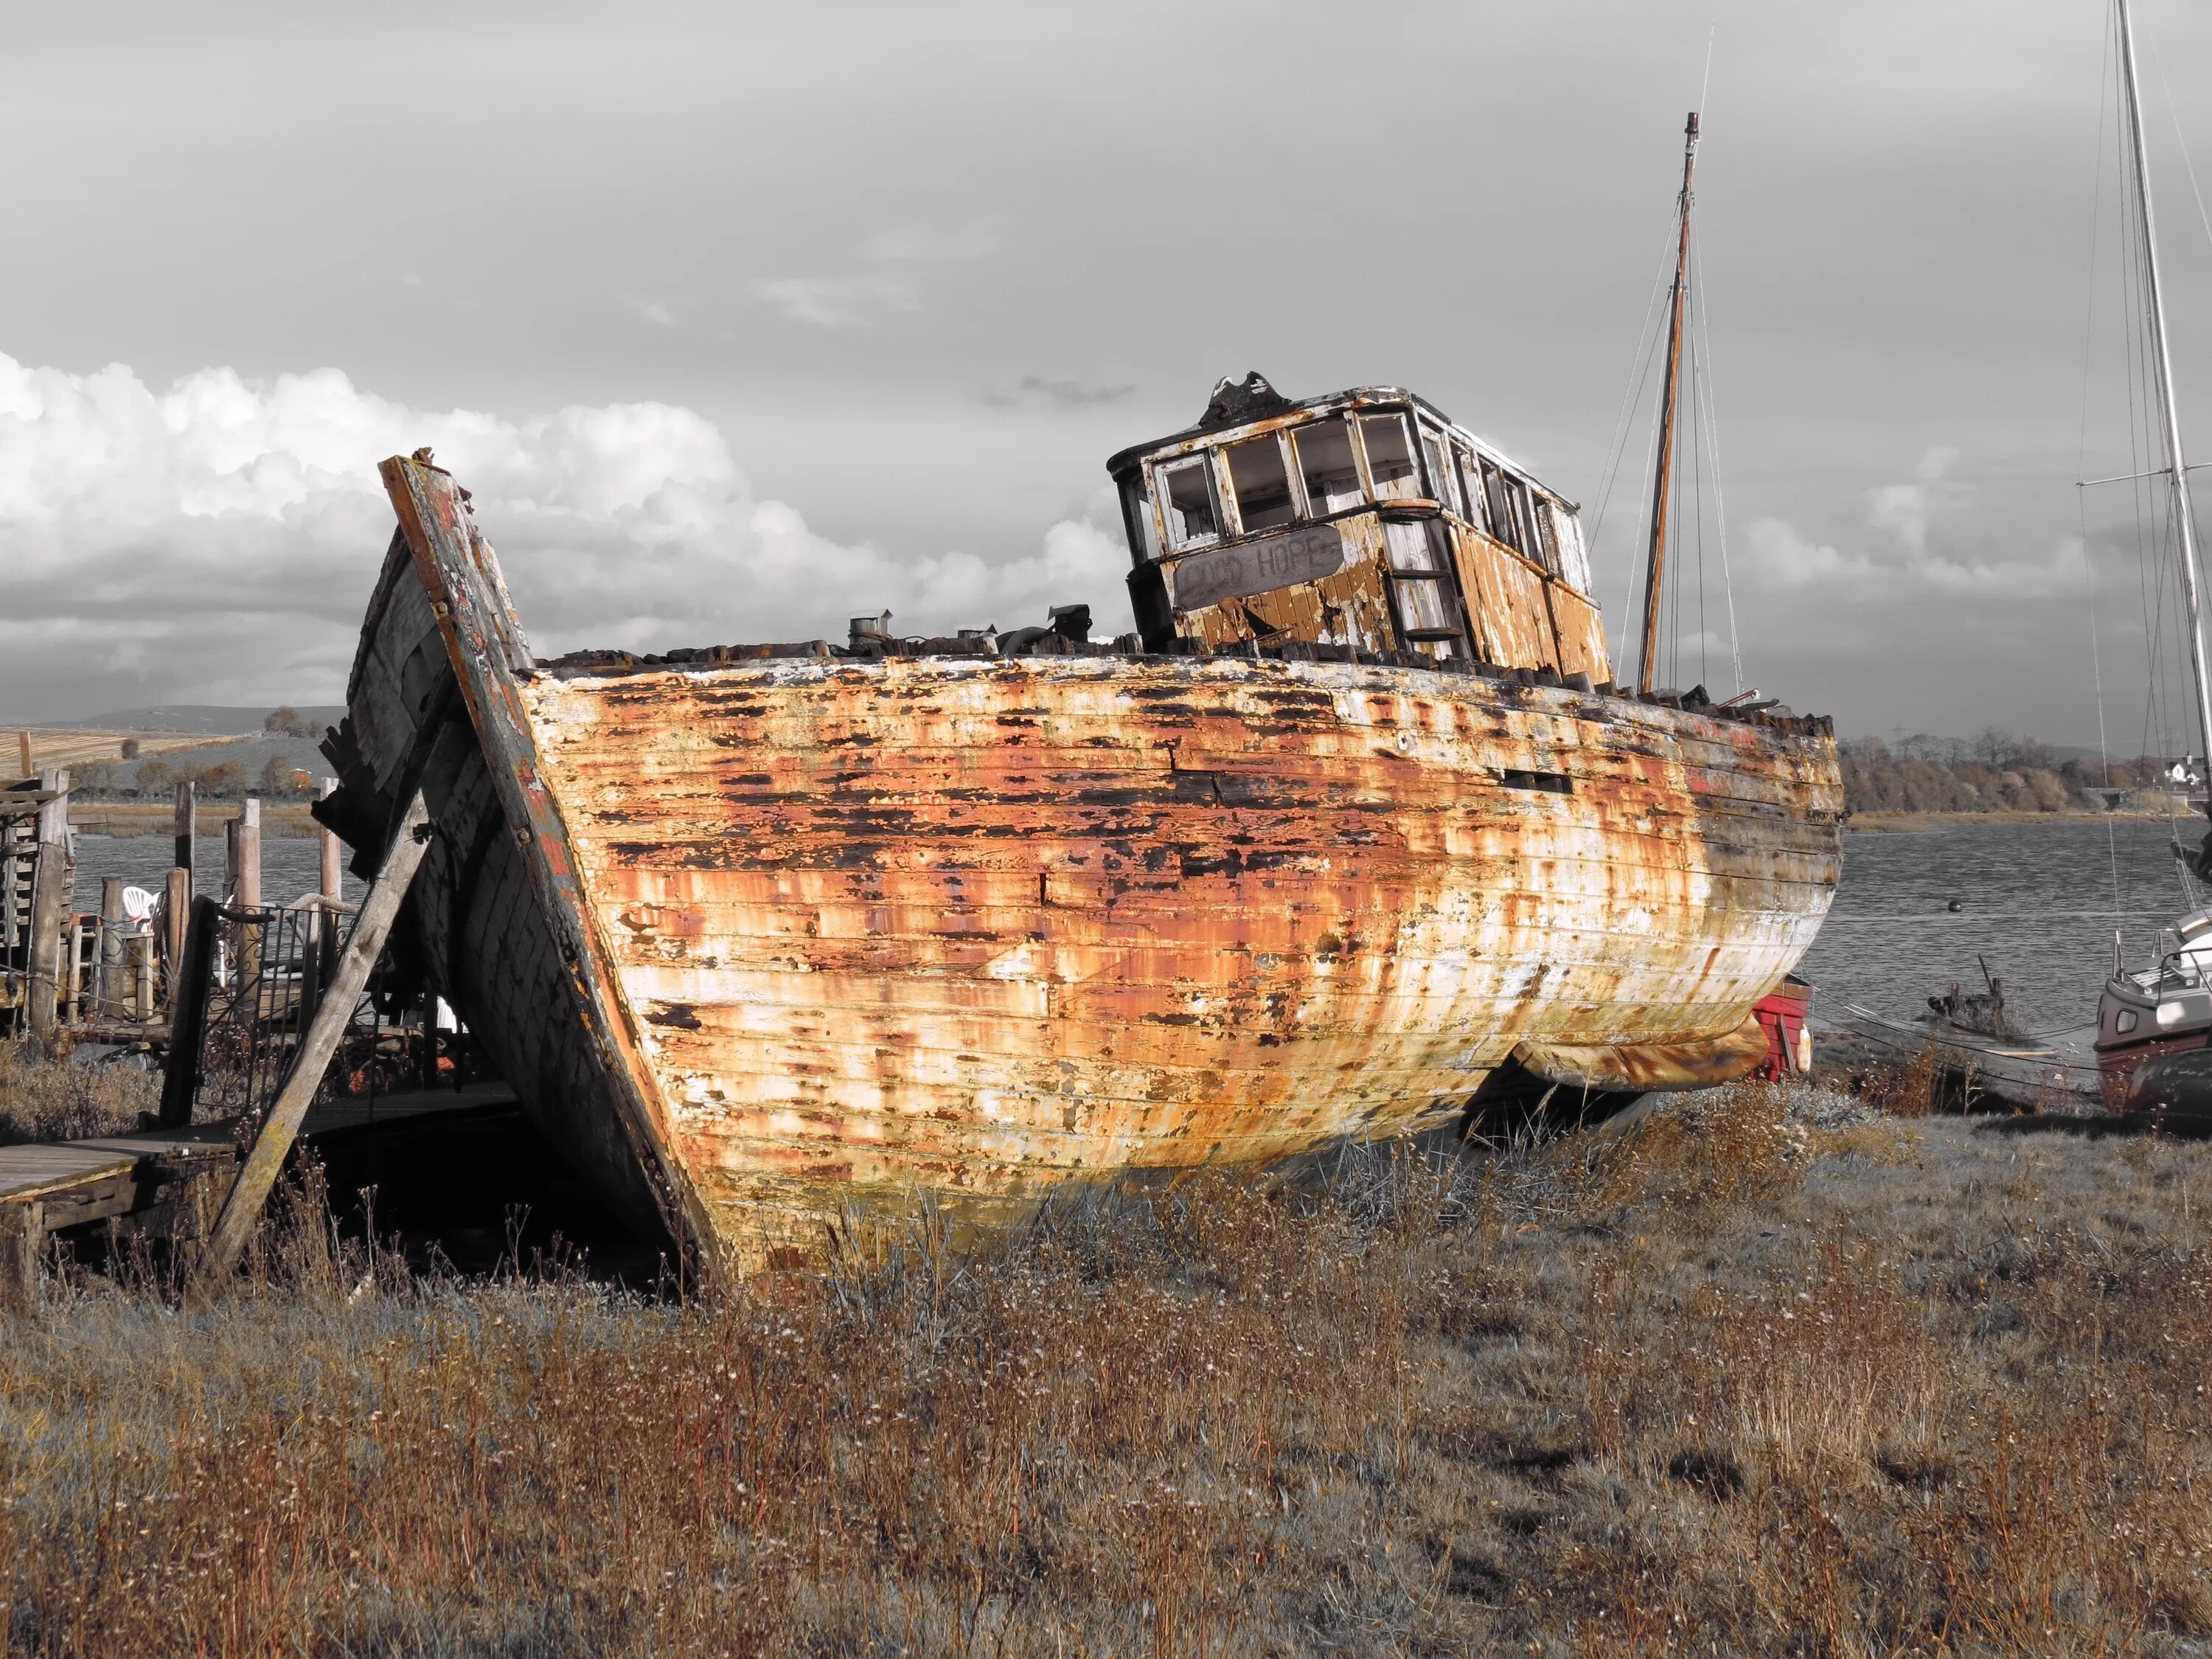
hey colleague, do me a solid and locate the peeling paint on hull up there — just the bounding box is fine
[337,457,1842,1276]
[519,653,1840,1262]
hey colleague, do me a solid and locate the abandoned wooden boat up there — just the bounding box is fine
[315,359,1840,1270]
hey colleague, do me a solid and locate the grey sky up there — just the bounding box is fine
[5,0,2212,748]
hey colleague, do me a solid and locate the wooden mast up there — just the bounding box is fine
[1636,111,1701,695]
[2116,0,2212,785]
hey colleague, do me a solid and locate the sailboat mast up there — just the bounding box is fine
[2118,0,2212,779]
[1637,111,1701,695]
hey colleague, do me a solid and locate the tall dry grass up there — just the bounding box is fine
[1,1082,2208,1655]
[0,1037,160,1145]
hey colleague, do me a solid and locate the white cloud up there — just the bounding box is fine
[0,349,1129,714]
[860,221,999,263]
[1866,445,1967,555]
[1743,518,1877,590]
[748,273,920,328]
[751,218,997,329]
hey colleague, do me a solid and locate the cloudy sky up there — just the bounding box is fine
[7,0,2212,747]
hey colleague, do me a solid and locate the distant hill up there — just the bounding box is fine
[45,705,346,736]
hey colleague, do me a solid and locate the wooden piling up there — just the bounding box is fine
[97,876,125,1021]
[163,867,189,1014]
[319,778,341,901]
[24,769,70,1043]
[237,799,260,909]
[237,797,262,989]
[159,897,220,1129]
[15,731,29,780]
[173,780,195,900]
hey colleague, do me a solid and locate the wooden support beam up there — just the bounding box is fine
[194,790,431,1291]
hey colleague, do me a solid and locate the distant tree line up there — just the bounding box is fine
[74,754,316,801]
[1844,728,2183,815]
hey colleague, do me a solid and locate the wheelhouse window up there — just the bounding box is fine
[1157,455,1221,548]
[1419,426,1459,515]
[1550,504,1593,592]
[1223,434,1297,532]
[1478,459,1517,551]
[1531,496,1562,576]
[1454,443,1489,535]
[1120,474,1161,563]
[1359,414,1420,501]
[1294,419,1363,516]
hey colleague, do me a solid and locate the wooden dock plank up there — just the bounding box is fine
[0,1147,139,1204]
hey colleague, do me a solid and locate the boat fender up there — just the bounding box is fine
[1511,1012,1772,1094]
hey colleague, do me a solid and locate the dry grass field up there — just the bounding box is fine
[8,729,244,776]
[1,1071,2208,1657]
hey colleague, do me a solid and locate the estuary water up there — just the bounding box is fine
[1796,816,2210,1034]
[66,833,366,917]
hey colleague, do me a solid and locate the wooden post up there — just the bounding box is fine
[195,792,431,1290]
[319,778,341,902]
[61,918,83,1023]
[238,797,262,910]
[97,876,125,1021]
[312,778,341,988]
[24,768,70,1043]
[25,846,64,1041]
[173,780,196,901]
[159,896,220,1129]
[237,797,262,993]
[15,730,29,781]
[133,928,155,1021]
[163,866,190,1014]
[1,1200,45,1312]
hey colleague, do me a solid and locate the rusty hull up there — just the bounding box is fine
[518,651,1840,1264]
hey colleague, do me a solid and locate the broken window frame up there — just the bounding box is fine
[1453,442,1489,536]
[1417,422,1460,515]
[1119,473,1163,564]
[1221,431,1301,536]
[1293,417,1366,519]
[1479,458,1520,554]
[1154,452,1225,551]
[1550,502,1594,593]
[1531,495,1562,577]
[1354,412,1422,504]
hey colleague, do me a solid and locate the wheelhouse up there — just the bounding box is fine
[1107,374,1610,681]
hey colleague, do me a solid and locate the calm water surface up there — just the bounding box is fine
[68,834,366,914]
[1797,816,2212,1033]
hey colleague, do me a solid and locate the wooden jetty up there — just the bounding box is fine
[0,1082,517,1306]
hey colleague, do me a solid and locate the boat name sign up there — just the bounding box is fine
[1171,524,1346,613]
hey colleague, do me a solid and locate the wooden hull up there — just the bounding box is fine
[330,462,1843,1272]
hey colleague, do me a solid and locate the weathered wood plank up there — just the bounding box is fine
[195,791,432,1289]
